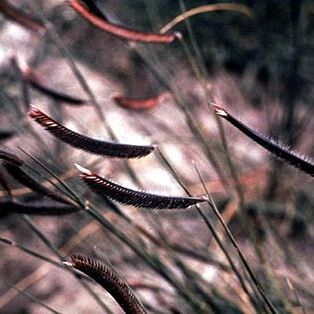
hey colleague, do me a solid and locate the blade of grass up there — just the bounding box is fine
[19,214,113,313]
[0,276,61,314]
[160,3,254,34]
[156,147,260,311]
[84,204,206,312]
[16,152,207,311]
[193,162,278,314]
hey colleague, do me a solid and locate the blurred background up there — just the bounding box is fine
[0,0,314,313]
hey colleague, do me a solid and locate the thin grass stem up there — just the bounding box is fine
[194,162,278,314]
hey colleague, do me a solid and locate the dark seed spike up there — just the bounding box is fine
[0,149,23,166]
[0,199,78,217]
[76,164,206,209]
[0,129,15,141]
[0,169,11,198]
[26,72,87,105]
[70,255,147,314]
[4,163,73,205]
[0,0,45,33]
[213,104,314,177]
[29,106,154,158]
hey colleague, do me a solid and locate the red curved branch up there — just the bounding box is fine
[69,0,178,43]
[0,0,45,33]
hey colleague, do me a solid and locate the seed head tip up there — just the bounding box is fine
[75,163,92,175]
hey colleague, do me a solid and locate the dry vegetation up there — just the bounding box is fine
[0,1,314,313]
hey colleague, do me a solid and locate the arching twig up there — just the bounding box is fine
[69,0,179,43]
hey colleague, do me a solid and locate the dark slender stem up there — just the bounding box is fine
[156,148,260,311]
[194,163,278,314]
[0,276,61,314]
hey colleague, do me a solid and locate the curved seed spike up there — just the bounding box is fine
[69,0,179,43]
[25,71,87,105]
[0,129,15,141]
[76,164,206,209]
[0,169,11,198]
[4,163,73,205]
[0,199,78,217]
[0,149,23,166]
[69,255,147,314]
[0,0,45,33]
[213,104,314,177]
[113,93,168,111]
[29,106,154,158]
